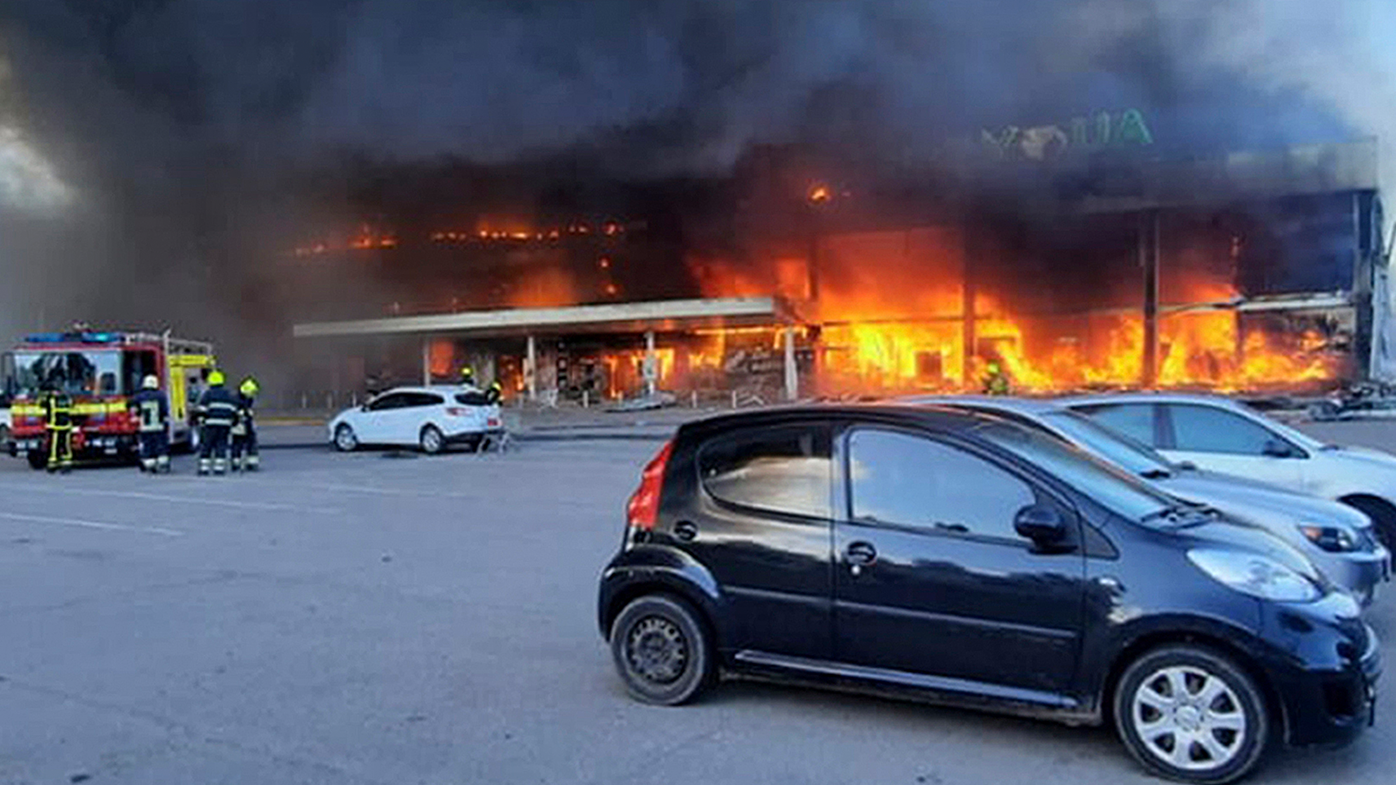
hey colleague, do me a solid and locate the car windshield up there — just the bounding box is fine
[12,350,122,397]
[1039,410,1176,477]
[1237,403,1326,451]
[975,421,1180,523]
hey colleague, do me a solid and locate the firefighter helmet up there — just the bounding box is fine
[240,377,260,397]
[142,375,159,390]
[208,370,226,386]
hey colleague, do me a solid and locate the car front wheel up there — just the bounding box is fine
[334,424,359,452]
[1114,645,1269,784]
[610,595,714,706]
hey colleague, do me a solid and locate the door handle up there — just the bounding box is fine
[845,541,877,565]
[673,520,698,541]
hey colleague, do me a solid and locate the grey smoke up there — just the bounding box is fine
[0,0,1392,375]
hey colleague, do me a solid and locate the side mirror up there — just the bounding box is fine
[1014,504,1068,545]
[1262,440,1295,459]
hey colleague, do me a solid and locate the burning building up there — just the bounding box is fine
[289,137,1388,404]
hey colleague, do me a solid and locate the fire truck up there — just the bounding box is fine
[3,329,217,469]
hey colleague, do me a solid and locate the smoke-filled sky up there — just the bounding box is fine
[1,0,1394,369]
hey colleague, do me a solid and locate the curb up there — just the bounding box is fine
[263,430,670,451]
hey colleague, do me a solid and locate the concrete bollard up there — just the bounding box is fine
[300,392,308,410]
[582,390,590,409]
[731,390,738,409]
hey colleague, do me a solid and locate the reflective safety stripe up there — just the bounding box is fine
[72,402,129,415]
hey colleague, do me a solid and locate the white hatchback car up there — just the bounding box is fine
[1062,392,1396,551]
[329,386,504,454]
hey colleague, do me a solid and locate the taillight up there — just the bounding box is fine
[626,440,674,532]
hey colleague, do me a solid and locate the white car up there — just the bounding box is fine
[1062,392,1396,551]
[913,396,1391,604]
[328,386,504,454]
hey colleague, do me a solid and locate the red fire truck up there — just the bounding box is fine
[3,329,217,469]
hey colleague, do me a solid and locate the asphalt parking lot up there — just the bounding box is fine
[1,423,1393,785]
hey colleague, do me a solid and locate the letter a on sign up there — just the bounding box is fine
[1116,109,1153,146]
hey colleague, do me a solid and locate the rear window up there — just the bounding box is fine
[698,424,832,519]
[405,393,445,407]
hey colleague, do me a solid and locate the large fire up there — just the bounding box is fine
[692,226,1341,395]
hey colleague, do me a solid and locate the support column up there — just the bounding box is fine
[783,327,799,401]
[421,337,432,386]
[1140,211,1160,388]
[525,334,538,401]
[962,232,978,387]
[643,330,657,397]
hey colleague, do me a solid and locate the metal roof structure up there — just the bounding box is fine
[292,296,795,339]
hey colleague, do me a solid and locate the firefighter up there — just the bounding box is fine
[460,365,479,387]
[232,376,261,472]
[196,370,239,475]
[485,380,502,405]
[129,375,171,473]
[982,360,1011,396]
[40,380,74,473]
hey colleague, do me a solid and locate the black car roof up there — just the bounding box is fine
[677,403,1000,439]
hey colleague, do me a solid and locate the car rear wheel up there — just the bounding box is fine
[1114,645,1269,784]
[334,424,359,452]
[610,595,713,705]
[419,425,445,455]
[27,450,46,470]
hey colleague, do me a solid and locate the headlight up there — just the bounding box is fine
[1188,548,1321,602]
[1298,524,1361,553]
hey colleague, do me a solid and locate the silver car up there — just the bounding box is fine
[908,396,1392,606]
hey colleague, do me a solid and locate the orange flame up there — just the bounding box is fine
[689,228,1340,394]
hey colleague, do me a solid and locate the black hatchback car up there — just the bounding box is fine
[597,406,1380,784]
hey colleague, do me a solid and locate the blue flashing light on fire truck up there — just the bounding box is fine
[3,329,217,469]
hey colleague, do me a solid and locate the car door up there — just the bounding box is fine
[396,392,444,444]
[1159,403,1310,490]
[678,421,834,661]
[358,392,408,443]
[832,425,1086,698]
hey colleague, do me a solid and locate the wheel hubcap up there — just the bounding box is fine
[1132,665,1247,771]
[424,431,440,450]
[626,616,688,684]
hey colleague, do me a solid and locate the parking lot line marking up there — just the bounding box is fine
[0,484,340,514]
[160,475,491,501]
[0,511,184,537]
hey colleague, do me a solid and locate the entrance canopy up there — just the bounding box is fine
[292,296,793,339]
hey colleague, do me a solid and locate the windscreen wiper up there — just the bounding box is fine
[1141,503,1215,528]
[1139,468,1173,480]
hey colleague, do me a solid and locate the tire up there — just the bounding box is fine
[609,595,714,706]
[419,425,445,455]
[1341,496,1396,552]
[1114,645,1270,785]
[334,424,359,452]
[27,450,45,471]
